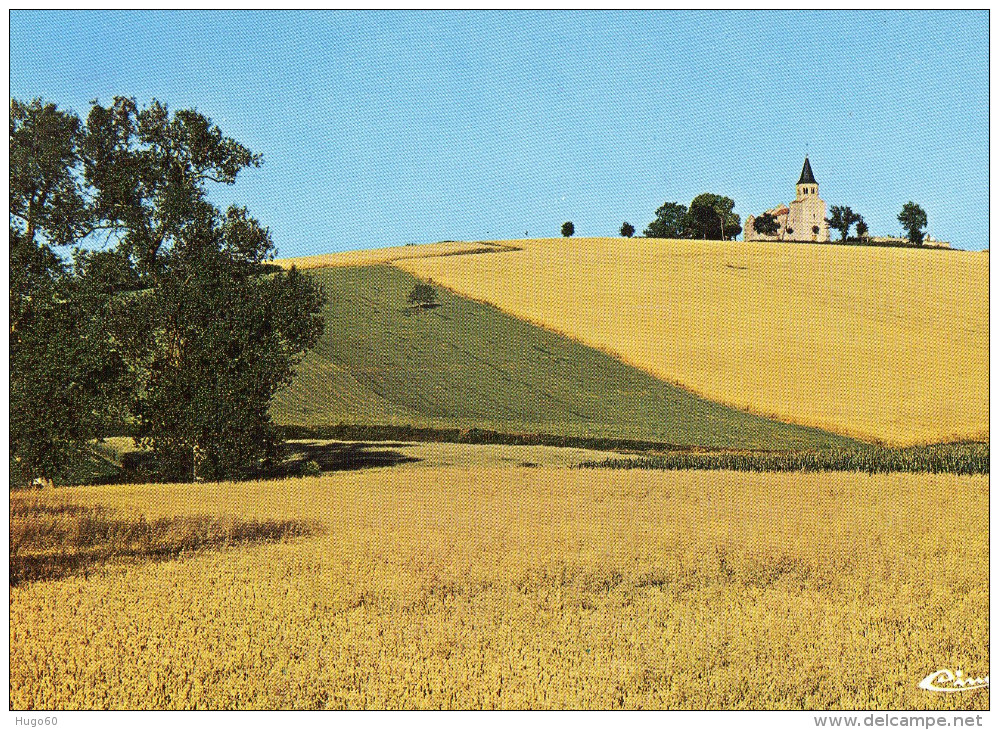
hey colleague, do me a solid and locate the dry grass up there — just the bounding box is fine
[272,240,505,270]
[397,237,988,445]
[10,495,319,585]
[10,467,988,710]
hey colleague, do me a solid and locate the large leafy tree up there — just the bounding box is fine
[688,193,741,241]
[9,229,127,482]
[644,202,690,239]
[856,218,869,240]
[752,212,781,237]
[9,96,324,483]
[134,209,324,479]
[10,100,129,482]
[10,99,92,246]
[80,98,262,276]
[826,205,862,241]
[898,202,927,245]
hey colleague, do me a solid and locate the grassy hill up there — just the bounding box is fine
[271,265,851,450]
[397,237,989,445]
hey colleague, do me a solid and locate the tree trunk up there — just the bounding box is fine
[192,443,205,482]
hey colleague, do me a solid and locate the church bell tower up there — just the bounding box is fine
[796,156,818,200]
[788,156,829,242]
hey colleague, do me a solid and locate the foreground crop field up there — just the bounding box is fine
[272,265,848,450]
[397,238,989,445]
[11,465,988,710]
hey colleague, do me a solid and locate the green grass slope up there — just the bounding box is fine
[271,265,855,450]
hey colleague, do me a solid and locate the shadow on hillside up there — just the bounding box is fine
[402,302,442,316]
[29,438,424,488]
[278,440,422,475]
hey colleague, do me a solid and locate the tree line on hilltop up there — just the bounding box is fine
[564,197,928,245]
[10,97,325,485]
[563,193,744,242]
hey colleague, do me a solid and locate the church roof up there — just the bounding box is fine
[797,157,817,185]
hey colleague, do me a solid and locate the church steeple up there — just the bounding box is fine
[796,157,818,199]
[797,157,817,185]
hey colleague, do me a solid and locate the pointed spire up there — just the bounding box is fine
[797,157,817,185]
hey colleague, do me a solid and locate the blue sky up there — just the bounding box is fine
[10,10,989,253]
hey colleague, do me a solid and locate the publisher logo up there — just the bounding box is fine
[919,669,989,693]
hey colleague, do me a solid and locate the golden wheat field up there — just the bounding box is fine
[273,240,505,270]
[397,238,989,445]
[10,463,988,710]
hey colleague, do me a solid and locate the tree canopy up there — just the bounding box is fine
[561,221,575,237]
[856,218,869,240]
[688,193,741,241]
[645,195,741,241]
[644,202,690,239]
[10,96,325,483]
[827,205,862,241]
[898,202,928,245]
[408,282,438,308]
[752,212,781,237]
[620,222,635,238]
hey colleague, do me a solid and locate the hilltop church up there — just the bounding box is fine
[745,157,830,243]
